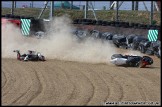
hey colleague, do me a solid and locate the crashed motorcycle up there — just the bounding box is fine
[110,54,153,68]
[13,50,46,61]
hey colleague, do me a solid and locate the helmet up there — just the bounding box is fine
[37,53,41,57]
[140,56,153,68]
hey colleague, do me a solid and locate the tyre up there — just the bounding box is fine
[78,19,83,24]
[73,19,79,24]
[92,20,97,25]
[138,61,145,68]
[139,45,145,53]
[96,20,103,25]
[107,21,111,26]
[2,15,5,17]
[129,22,134,28]
[81,19,87,25]
[126,57,141,67]
[5,14,12,18]
[102,21,107,26]
[114,43,119,48]
[145,49,154,55]
[41,56,46,61]
[14,15,21,19]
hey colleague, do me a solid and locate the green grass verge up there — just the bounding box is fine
[2,8,161,25]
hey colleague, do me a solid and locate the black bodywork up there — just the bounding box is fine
[13,50,45,61]
[111,54,153,67]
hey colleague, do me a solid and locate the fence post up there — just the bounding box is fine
[132,1,134,10]
[11,1,14,15]
[70,1,73,10]
[116,1,119,21]
[150,1,153,25]
[84,1,88,19]
[135,1,138,10]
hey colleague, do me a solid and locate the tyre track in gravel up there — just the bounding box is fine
[121,56,161,102]
[117,67,147,101]
[2,61,16,98]
[76,64,111,105]
[87,64,125,102]
[89,63,160,104]
[29,62,74,105]
[27,62,62,105]
[121,67,160,102]
[2,59,28,105]
[2,55,160,106]
[2,59,43,105]
[11,65,41,105]
[16,68,43,105]
[1,67,7,89]
[56,65,94,106]
[26,60,93,105]
[55,61,95,106]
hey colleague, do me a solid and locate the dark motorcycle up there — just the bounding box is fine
[13,50,46,61]
[110,54,153,68]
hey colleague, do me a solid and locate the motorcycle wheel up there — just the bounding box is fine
[41,56,46,61]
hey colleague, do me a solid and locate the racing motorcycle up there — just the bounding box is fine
[110,54,153,68]
[13,50,46,61]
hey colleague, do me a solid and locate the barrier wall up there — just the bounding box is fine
[2,14,45,36]
[1,15,161,41]
[73,19,161,41]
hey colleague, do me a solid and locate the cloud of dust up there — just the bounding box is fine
[2,15,120,64]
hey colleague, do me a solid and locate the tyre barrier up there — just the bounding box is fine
[82,19,93,25]
[92,20,97,25]
[13,15,21,19]
[96,20,103,25]
[5,14,12,18]
[114,21,120,27]
[78,19,83,24]
[2,15,6,17]
[2,14,35,20]
[110,21,115,26]
[102,21,108,26]
[107,21,111,26]
[81,19,87,25]
[129,23,135,28]
[87,19,93,25]
[73,19,79,24]
[72,20,161,58]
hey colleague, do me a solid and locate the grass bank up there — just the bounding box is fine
[2,8,161,25]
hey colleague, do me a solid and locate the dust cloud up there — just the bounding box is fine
[2,16,119,64]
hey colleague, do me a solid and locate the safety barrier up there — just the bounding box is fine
[2,14,45,36]
[73,18,160,41]
[72,18,160,30]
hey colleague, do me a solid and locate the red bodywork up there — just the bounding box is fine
[2,18,21,28]
[140,61,149,68]
[17,53,21,60]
